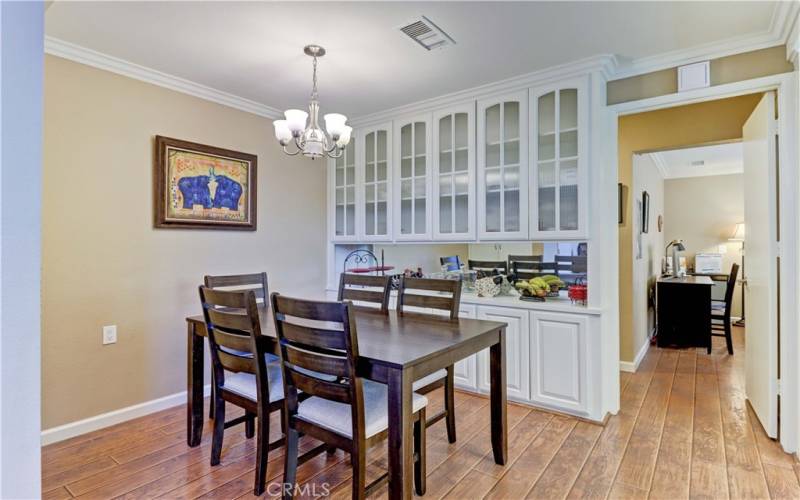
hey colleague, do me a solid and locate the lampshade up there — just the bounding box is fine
[729,222,745,241]
[284,109,308,134]
[336,126,353,148]
[323,113,347,138]
[273,120,292,143]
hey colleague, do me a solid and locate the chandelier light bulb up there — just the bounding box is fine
[337,126,353,148]
[284,109,308,135]
[323,113,347,139]
[273,120,292,144]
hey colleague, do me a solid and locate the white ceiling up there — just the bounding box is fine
[45,1,780,118]
[651,142,743,179]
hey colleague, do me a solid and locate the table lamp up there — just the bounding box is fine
[665,240,686,277]
[729,222,745,326]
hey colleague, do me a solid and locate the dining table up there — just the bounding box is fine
[185,301,508,500]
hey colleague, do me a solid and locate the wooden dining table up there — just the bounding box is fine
[186,304,508,499]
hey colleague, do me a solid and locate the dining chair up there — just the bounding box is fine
[198,286,286,496]
[710,263,739,355]
[337,273,391,312]
[271,293,428,499]
[440,255,462,272]
[396,276,462,444]
[468,259,508,278]
[204,272,274,419]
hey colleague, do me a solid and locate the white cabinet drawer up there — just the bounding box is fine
[476,305,530,400]
[529,311,588,414]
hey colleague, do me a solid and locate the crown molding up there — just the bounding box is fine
[786,2,800,64]
[612,1,799,81]
[350,54,617,127]
[44,36,282,119]
[649,152,670,179]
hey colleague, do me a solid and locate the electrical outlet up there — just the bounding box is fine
[103,325,117,345]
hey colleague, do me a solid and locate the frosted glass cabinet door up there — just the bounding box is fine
[393,114,432,240]
[433,103,475,240]
[530,77,587,239]
[477,91,528,240]
[329,137,358,241]
[359,123,392,241]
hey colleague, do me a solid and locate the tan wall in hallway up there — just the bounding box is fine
[664,174,745,318]
[42,56,326,428]
[618,93,761,362]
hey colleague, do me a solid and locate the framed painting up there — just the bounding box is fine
[641,190,650,233]
[154,136,257,230]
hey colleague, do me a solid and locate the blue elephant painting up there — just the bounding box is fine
[177,172,243,211]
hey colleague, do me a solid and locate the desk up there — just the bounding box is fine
[186,306,508,499]
[657,275,714,353]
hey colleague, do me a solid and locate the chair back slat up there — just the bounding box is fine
[210,327,254,354]
[280,322,348,350]
[207,308,254,334]
[397,277,462,319]
[468,259,508,275]
[284,344,350,378]
[290,370,352,404]
[205,272,269,302]
[337,273,391,312]
[218,349,255,374]
[275,295,350,323]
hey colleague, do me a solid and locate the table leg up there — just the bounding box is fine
[187,321,204,447]
[387,367,413,500]
[490,328,507,465]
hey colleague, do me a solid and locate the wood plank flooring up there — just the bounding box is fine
[42,327,800,498]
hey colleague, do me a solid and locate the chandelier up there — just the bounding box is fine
[273,45,351,159]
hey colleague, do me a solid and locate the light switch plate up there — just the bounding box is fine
[103,325,117,345]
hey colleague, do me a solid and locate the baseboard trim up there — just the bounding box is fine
[620,339,651,373]
[41,385,211,446]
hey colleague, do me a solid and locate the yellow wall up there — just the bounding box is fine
[608,45,793,105]
[618,93,762,362]
[42,56,326,428]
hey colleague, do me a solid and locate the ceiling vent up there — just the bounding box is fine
[399,16,455,51]
[691,160,705,167]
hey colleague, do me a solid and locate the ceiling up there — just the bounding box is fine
[45,1,780,118]
[651,142,743,179]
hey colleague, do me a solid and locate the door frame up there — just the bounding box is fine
[604,71,799,453]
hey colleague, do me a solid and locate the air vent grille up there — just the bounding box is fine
[399,16,455,51]
[691,160,705,167]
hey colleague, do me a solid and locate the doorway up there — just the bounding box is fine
[617,88,789,448]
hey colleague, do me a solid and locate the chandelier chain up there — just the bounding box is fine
[311,55,319,100]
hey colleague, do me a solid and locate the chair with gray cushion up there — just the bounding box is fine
[710,263,739,355]
[198,286,286,496]
[272,293,428,499]
[397,276,462,444]
[337,273,391,312]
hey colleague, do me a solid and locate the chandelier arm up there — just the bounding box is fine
[326,147,344,159]
[281,143,303,156]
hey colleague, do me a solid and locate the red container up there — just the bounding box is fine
[568,280,588,305]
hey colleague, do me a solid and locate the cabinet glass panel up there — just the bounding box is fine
[537,87,579,233]
[363,130,389,237]
[399,121,427,235]
[484,101,522,233]
[438,111,471,235]
[334,139,356,236]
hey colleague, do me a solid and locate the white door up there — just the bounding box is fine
[743,92,778,438]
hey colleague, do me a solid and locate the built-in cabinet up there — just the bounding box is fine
[329,76,589,243]
[359,123,392,241]
[530,77,588,239]
[394,115,432,241]
[477,91,529,240]
[451,303,597,419]
[329,139,358,241]
[433,103,476,240]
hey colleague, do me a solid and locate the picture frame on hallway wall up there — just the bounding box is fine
[154,136,257,230]
[641,190,650,234]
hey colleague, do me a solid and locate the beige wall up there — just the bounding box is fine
[42,56,326,428]
[664,174,744,317]
[632,154,665,350]
[608,45,793,105]
[618,93,761,362]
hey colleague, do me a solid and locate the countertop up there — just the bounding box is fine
[657,275,714,285]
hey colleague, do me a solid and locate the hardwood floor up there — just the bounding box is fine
[42,327,800,498]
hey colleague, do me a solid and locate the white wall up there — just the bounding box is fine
[631,154,664,362]
[0,1,43,497]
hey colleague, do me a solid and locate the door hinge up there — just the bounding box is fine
[776,379,782,396]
